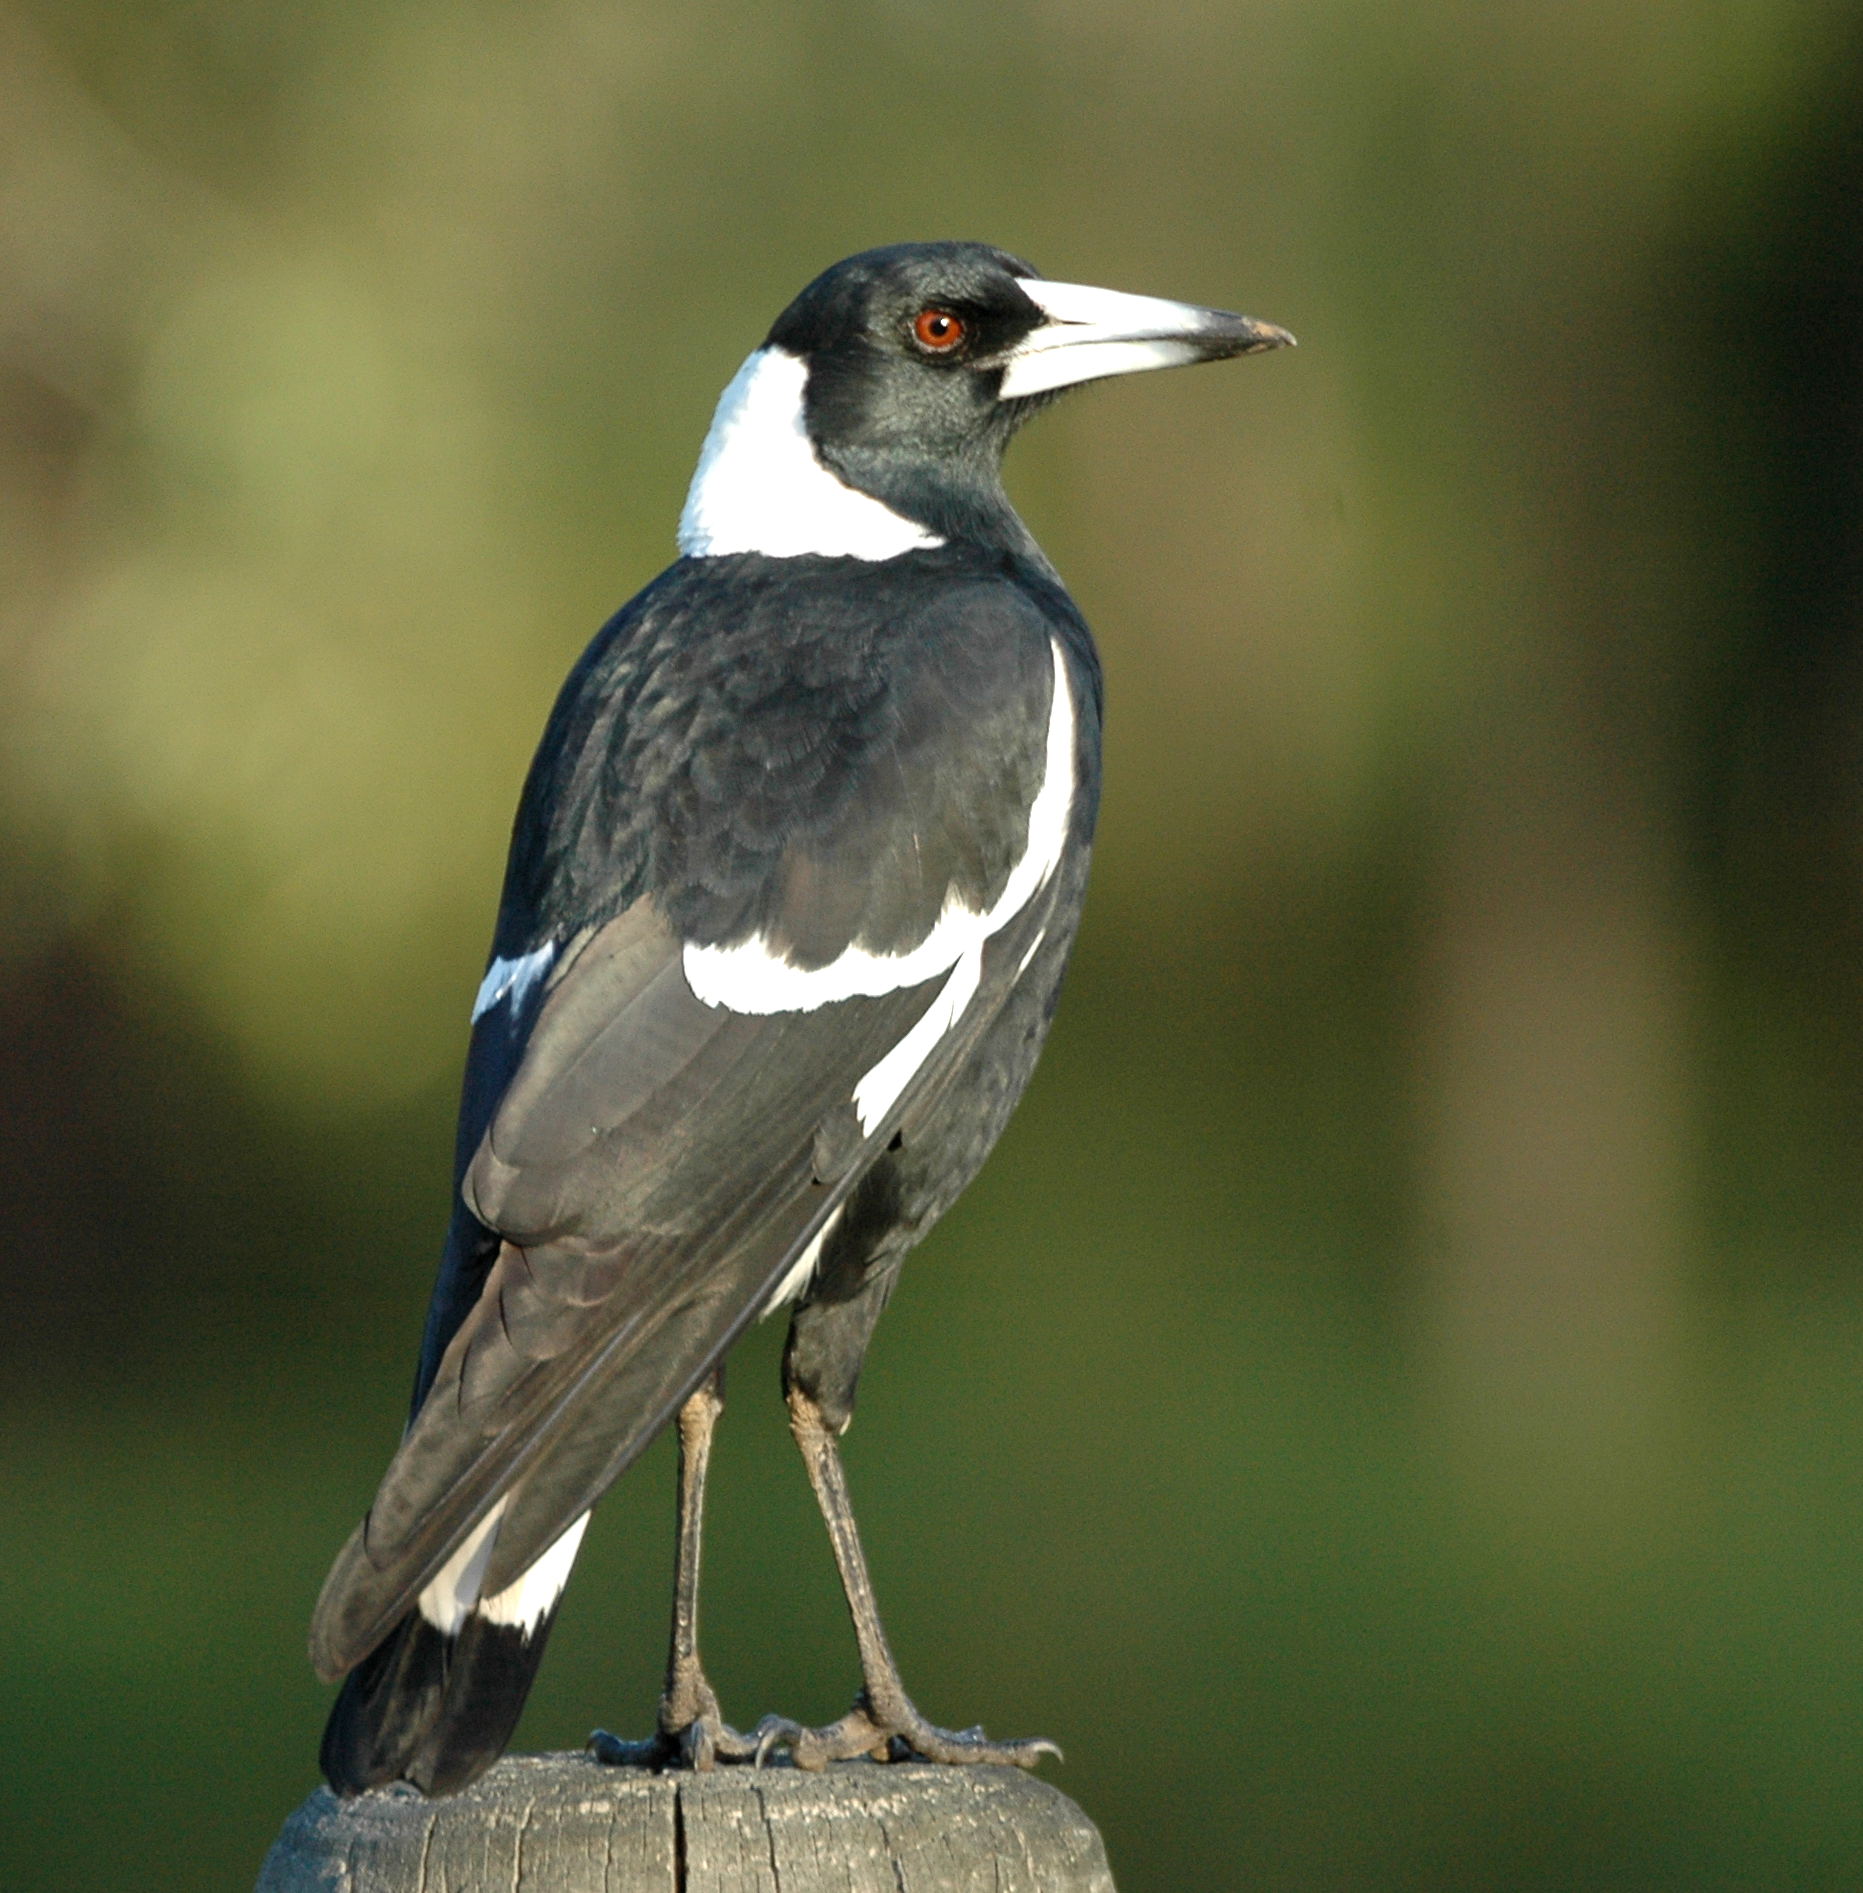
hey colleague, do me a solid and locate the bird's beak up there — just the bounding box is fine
[995,278,1294,401]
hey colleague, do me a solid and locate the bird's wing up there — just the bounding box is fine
[311,562,1083,1679]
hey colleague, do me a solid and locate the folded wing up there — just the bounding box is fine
[312,555,1081,1682]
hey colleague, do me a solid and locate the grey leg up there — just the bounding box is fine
[590,1369,758,1771]
[750,1387,1060,1772]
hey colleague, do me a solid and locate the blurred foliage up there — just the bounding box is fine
[4,0,1863,1886]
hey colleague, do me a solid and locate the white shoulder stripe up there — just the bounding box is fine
[678,348,943,562]
[472,942,556,1023]
[853,946,983,1134]
[683,641,1075,1015]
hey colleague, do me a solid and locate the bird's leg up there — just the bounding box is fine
[749,1387,1059,1771]
[661,1369,725,1741]
[589,1367,758,1770]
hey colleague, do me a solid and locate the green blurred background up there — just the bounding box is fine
[4,1,1863,1885]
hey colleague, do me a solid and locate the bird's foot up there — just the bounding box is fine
[588,1668,763,1773]
[745,1689,1060,1772]
[589,1715,764,1772]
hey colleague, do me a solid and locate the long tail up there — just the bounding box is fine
[319,1508,591,1797]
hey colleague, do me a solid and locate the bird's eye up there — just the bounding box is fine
[912,308,966,353]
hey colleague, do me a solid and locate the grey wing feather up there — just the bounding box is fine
[310,901,986,1678]
[310,602,1075,1683]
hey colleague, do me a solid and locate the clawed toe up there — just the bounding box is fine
[748,1715,806,1767]
[588,1727,660,1767]
[742,1693,1059,1771]
[587,1712,763,1774]
[594,1696,1057,1775]
[888,1721,1061,1768]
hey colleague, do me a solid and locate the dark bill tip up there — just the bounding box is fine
[1205,313,1297,357]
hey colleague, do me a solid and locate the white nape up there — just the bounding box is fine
[472,942,557,1023]
[684,642,1075,1015]
[998,278,1219,400]
[416,1497,590,1638]
[678,348,943,562]
[760,1206,845,1319]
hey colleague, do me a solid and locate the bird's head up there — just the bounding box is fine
[678,240,1293,560]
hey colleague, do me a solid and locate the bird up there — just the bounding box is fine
[310,240,1292,1797]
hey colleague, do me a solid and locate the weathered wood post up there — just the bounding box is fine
[256,1754,1116,1892]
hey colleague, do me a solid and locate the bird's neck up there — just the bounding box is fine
[816,439,1040,562]
[675,346,1045,566]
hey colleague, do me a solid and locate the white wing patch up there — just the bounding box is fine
[472,942,557,1023]
[853,947,982,1134]
[684,642,1076,1015]
[476,1511,590,1633]
[416,1496,590,1638]
[678,348,943,562]
[417,1499,507,1634]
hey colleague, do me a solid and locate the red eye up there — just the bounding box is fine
[912,308,966,352]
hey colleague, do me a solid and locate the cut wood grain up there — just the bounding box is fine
[256,1753,1116,1892]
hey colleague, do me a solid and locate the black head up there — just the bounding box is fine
[766,242,1049,540]
[679,241,1293,559]
[765,241,1292,551]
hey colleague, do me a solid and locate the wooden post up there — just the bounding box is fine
[256,1753,1117,1892]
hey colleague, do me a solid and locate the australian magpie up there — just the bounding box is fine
[311,241,1292,1796]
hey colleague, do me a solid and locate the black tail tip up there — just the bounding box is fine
[320,1609,559,1799]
